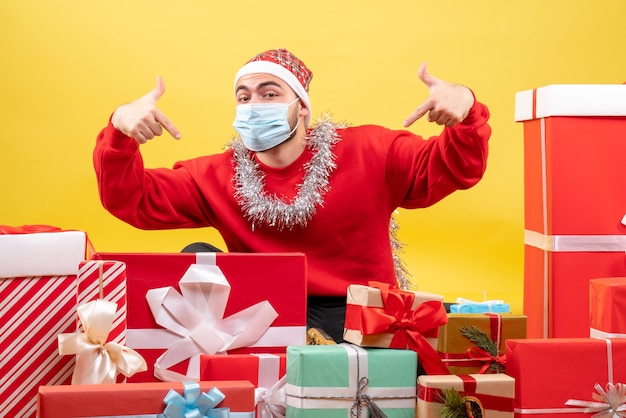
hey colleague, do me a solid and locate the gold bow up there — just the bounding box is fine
[58,299,147,384]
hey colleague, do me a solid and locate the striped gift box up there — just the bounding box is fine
[76,260,127,346]
[0,228,90,418]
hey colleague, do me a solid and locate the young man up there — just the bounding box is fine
[94,48,491,342]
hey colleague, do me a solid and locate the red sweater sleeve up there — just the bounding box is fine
[93,121,209,230]
[387,97,491,209]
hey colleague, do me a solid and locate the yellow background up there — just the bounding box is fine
[2,1,625,314]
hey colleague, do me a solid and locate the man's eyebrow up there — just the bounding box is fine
[258,81,283,89]
[235,80,284,93]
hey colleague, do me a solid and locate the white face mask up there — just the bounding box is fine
[232,98,300,152]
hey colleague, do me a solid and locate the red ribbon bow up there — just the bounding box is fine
[464,313,506,374]
[466,347,507,374]
[353,281,449,375]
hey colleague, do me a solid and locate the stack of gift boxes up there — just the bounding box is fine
[2,84,626,418]
[0,228,521,418]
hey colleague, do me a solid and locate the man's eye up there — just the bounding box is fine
[266,92,277,98]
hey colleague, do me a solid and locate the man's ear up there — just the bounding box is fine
[299,102,309,118]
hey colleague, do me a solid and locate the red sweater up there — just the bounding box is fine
[94,101,490,296]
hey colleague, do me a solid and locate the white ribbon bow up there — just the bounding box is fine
[146,263,279,381]
[566,383,626,417]
[58,299,147,384]
[256,375,287,418]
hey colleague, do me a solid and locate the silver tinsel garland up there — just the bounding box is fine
[229,114,411,290]
[230,114,342,231]
[389,213,412,290]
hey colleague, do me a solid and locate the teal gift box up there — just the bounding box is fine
[450,299,510,314]
[286,344,417,418]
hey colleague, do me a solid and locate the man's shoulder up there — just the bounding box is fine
[334,124,396,147]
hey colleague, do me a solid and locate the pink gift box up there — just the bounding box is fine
[506,337,626,417]
[0,227,88,418]
[515,85,626,338]
[92,252,307,382]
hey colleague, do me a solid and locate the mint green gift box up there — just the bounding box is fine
[286,344,417,418]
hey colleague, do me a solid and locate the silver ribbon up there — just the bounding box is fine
[565,383,626,417]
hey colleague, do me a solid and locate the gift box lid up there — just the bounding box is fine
[514,84,626,122]
[0,229,87,278]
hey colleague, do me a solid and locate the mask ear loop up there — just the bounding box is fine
[287,115,301,138]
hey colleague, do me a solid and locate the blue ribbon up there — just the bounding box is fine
[163,382,231,418]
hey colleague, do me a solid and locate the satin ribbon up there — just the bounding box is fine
[146,263,278,381]
[58,299,147,384]
[466,313,506,373]
[417,375,513,412]
[348,281,449,375]
[565,383,626,417]
[465,347,507,374]
[256,376,287,418]
[163,382,230,418]
[254,354,286,418]
[592,329,626,339]
[524,229,626,253]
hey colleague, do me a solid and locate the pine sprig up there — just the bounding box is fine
[459,325,505,373]
[438,388,468,418]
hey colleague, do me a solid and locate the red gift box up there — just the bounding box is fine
[0,226,89,418]
[524,246,626,338]
[515,85,626,338]
[37,380,255,417]
[506,337,626,417]
[91,252,307,382]
[590,277,626,338]
[201,353,286,417]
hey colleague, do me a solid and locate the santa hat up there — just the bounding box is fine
[234,48,313,126]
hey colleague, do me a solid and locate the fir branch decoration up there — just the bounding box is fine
[438,388,468,418]
[438,388,484,418]
[459,325,505,373]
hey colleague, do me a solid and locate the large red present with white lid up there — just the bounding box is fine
[91,252,307,382]
[515,84,626,338]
